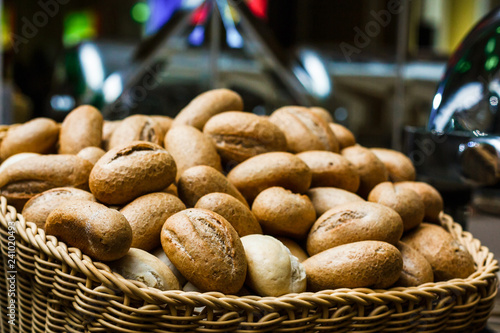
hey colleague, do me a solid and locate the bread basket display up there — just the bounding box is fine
[0,93,498,333]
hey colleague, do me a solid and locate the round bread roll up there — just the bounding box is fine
[306,187,364,216]
[368,182,425,231]
[89,141,177,205]
[396,241,434,287]
[0,118,59,160]
[329,123,356,149]
[59,105,103,154]
[371,148,416,182]
[227,152,312,203]
[309,106,334,123]
[110,248,180,291]
[165,125,222,179]
[307,201,403,256]
[296,151,360,192]
[303,240,403,291]
[177,165,248,208]
[161,209,247,294]
[46,200,132,261]
[269,106,339,153]
[241,235,306,296]
[194,192,262,236]
[120,193,186,251]
[341,145,388,198]
[22,187,96,229]
[172,89,244,130]
[401,223,475,281]
[276,237,308,262]
[203,111,287,165]
[0,152,40,174]
[77,146,106,165]
[252,187,316,239]
[0,154,93,210]
[395,182,444,223]
[108,115,163,150]
[151,247,187,286]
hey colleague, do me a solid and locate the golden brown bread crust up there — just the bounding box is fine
[109,248,180,291]
[341,145,388,198]
[150,115,173,136]
[89,141,176,205]
[396,241,434,287]
[108,115,163,150]
[394,181,444,223]
[227,152,312,203]
[309,107,334,123]
[306,201,403,256]
[120,193,186,252]
[276,237,309,262]
[306,187,364,216]
[252,187,316,239]
[303,241,403,291]
[0,118,59,160]
[203,111,287,164]
[328,123,356,149]
[177,165,248,208]
[0,154,93,207]
[368,182,425,231]
[160,208,247,294]
[58,105,103,154]
[296,151,360,192]
[165,125,222,179]
[77,146,106,165]
[102,120,121,151]
[22,187,96,229]
[401,223,475,281]
[172,89,244,130]
[45,200,132,261]
[371,148,416,182]
[194,192,262,236]
[269,106,339,153]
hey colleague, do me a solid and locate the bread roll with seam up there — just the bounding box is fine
[108,115,163,150]
[306,187,364,216]
[371,148,416,182]
[161,208,247,294]
[241,234,306,296]
[395,181,444,223]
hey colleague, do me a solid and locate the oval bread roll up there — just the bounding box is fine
[59,105,103,154]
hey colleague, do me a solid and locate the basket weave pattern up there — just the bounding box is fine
[0,196,497,333]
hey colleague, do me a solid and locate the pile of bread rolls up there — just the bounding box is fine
[0,89,476,296]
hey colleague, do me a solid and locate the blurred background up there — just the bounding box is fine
[1,0,500,328]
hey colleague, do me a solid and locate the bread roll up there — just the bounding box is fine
[110,248,180,290]
[0,153,40,174]
[395,182,443,222]
[59,105,103,154]
[165,125,222,179]
[371,148,416,182]
[172,89,244,130]
[22,187,96,229]
[269,106,339,153]
[77,146,106,165]
[252,187,316,239]
[329,123,356,149]
[161,209,247,294]
[307,201,403,256]
[401,223,475,281]
[108,115,163,149]
[341,145,388,198]
[309,106,333,123]
[120,193,186,251]
[46,200,132,261]
[306,187,364,216]
[0,118,59,160]
[203,111,287,164]
[368,182,425,231]
[396,241,434,287]
[194,192,262,236]
[296,151,359,192]
[151,247,187,286]
[177,165,248,208]
[227,152,312,203]
[303,240,403,291]
[102,120,121,151]
[89,141,176,205]
[241,235,306,296]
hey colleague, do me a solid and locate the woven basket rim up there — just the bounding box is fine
[3,195,499,311]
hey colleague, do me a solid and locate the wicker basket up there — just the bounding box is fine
[0,196,497,333]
